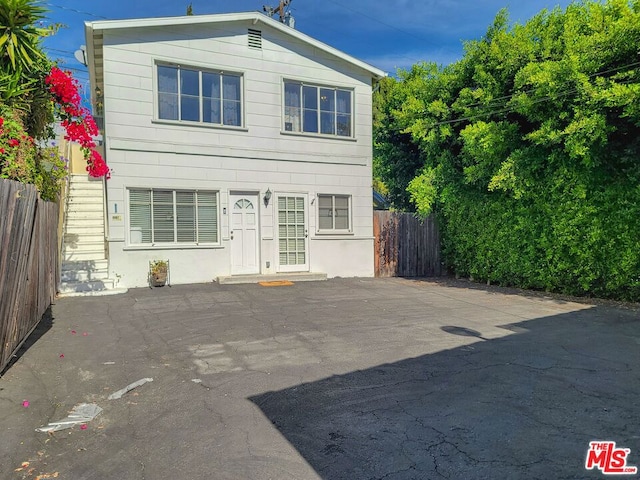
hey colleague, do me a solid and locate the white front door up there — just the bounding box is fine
[277,194,309,272]
[230,193,260,275]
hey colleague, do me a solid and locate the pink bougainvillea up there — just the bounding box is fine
[45,67,110,179]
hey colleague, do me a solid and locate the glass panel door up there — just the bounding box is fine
[277,194,309,272]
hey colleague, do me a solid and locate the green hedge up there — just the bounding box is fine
[440,173,640,301]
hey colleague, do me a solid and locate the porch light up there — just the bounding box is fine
[264,188,272,206]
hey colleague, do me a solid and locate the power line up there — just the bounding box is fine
[427,77,637,128]
[322,0,439,50]
[45,47,77,55]
[456,60,640,111]
[45,3,108,19]
[419,61,640,128]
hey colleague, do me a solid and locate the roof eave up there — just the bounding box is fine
[86,12,386,80]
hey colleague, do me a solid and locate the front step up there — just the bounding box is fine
[63,234,105,245]
[217,272,328,285]
[59,278,114,292]
[60,268,110,282]
[63,242,105,256]
[58,279,127,297]
[61,259,108,272]
[62,250,107,262]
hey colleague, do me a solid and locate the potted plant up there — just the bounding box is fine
[149,260,168,287]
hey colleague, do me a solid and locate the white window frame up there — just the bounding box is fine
[155,61,244,128]
[316,194,352,234]
[282,80,354,138]
[127,188,221,247]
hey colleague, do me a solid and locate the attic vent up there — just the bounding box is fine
[248,29,262,49]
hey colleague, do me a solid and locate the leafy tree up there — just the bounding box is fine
[375,0,640,300]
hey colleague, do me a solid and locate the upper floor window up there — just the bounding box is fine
[157,64,242,127]
[284,81,353,137]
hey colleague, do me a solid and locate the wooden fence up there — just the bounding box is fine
[373,211,442,278]
[0,179,58,373]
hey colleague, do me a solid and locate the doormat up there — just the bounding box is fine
[258,280,294,287]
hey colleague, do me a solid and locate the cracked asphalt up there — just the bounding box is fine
[1,277,639,479]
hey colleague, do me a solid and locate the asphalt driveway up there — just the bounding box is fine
[1,278,639,479]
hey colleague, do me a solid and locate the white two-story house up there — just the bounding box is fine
[82,12,385,289]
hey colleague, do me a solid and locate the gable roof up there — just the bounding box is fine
[84,11,385,100]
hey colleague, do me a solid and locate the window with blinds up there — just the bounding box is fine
[128,188,219,245]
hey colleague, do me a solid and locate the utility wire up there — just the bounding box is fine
[45,47,77,55]
[322,0,438,49]
[45,3,109,19]
[455,60,640,110]
[427,77,637,128]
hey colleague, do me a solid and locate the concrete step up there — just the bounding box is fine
[63,240,104,252]
[60,268,110,282]
[63,233,105,245]
[66,211,104,222]
[217,272,327,285]
[64,225,105,236]
[62,259,108,272]
[58,279,128,297]
[69,175,104,184]
[65,217,105,228]
[67,198,103,207]
[66,202,104,212]
[67,184,104,192]
[57,285,128,297]
[62,250,107,262]
[59,278,114,292]
[67,187,103,196]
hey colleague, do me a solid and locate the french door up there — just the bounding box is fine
[277,194,309,272]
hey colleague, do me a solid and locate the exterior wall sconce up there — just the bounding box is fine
[264,188,272,206]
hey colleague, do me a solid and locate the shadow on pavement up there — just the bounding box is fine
[250,306,640,479]
[1,307,54,377]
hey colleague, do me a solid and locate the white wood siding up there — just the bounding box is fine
[101,21,373,166]
[99,19,376,286]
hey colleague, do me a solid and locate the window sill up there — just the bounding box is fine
[152,119,248,132]
[311,235,374,241]
[313,231,354,237]
[280,130,357,142]
[123,244,224,251]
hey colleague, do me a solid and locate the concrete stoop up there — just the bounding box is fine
[59,175,126,297]
[217,272,328,285]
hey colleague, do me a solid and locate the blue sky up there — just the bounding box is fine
[43,0,575,97]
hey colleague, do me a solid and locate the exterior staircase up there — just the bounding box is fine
[59,174,125,296]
